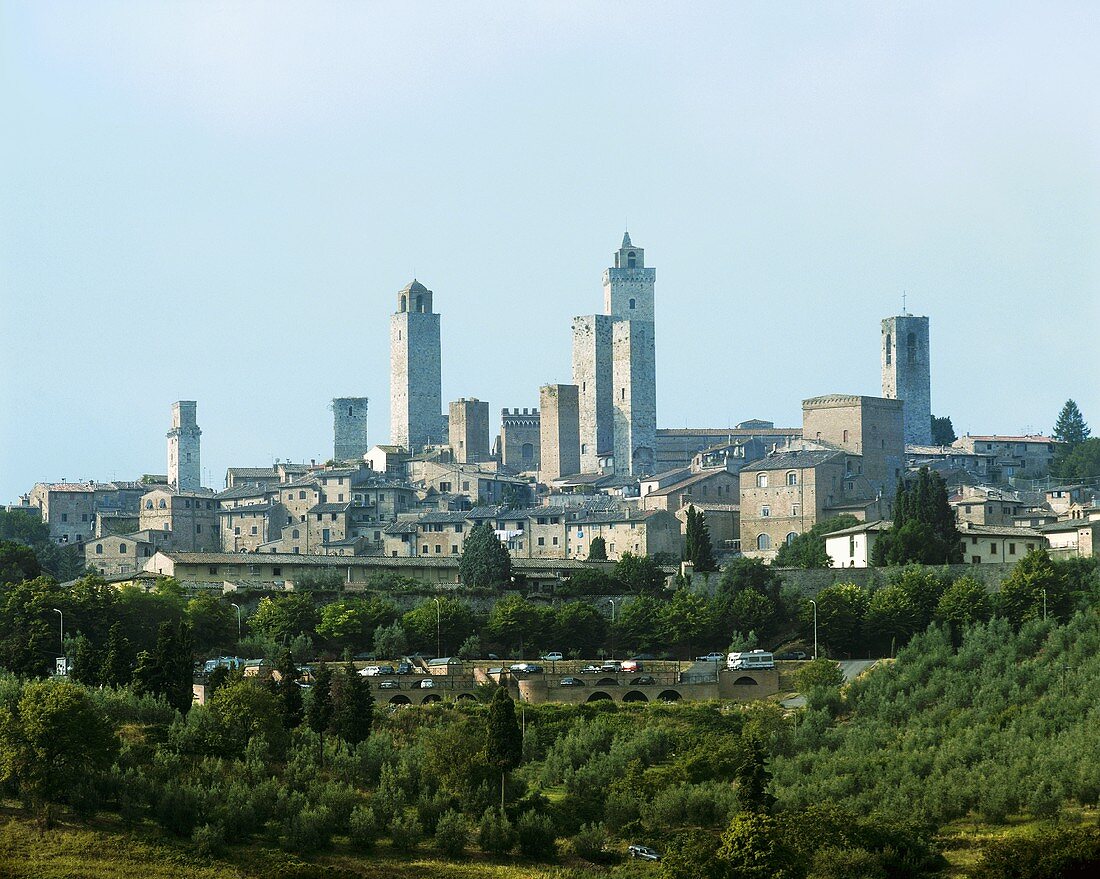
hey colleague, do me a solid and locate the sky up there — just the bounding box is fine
[2,1,1098,501]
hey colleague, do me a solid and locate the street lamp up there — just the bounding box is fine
[607,598,617,660]
[433,598,442,658]
[231,603,242,642]
[1041,587,1047,622]
[52,608,64,657]
[808,599,818,660]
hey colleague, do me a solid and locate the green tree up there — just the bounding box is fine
[205,679,286,757]
[735,734,776,813]
[186,593,234,654]
[0,574,65,676]
[100,622,134,687]
[306,661,334,737]
[872,468,962,566]
[0,511,84,581]
[401,598,478,656]
[486,687,522,808]
[1053,399,1090,449]
[614,595,663,654]
[863,585,921,655]
[0,541,41,587]
[934,575,992,638]
[133,620,193,714]
[998,549,1072,627]
[587,536,607,561]
[613,552,666,595]
[773,516,858,569]
[317,597,398,653]
[69,635,102,686]
[684,506,717,572]
[248,594,319,644]
[716,557,782,601]
[795,658,844,690]
[486,595,554,656]
[330,662,374,745]
[930,415,957,446]
[661,588,719,658]
[804,583,868,656]
[553,602,607,656]
[716,812,800,879]
[274,649,303,729]
[0,679,118,815]
[459,523,512,588]
[726,588,777,641]
[372,621,408,659]
[1056,437,1100,481]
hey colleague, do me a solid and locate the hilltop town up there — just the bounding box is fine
[10,233,1097,587]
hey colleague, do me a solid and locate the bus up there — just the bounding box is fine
[727,650,775,670]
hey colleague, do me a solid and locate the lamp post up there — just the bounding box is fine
[809,599,818,661]
[433,597,441,658]
[1041,587,1047,622]
[52,607,64,660]
[231,603,242,642]
[607,598,617,660]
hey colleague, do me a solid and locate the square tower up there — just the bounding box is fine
[167,401,201,491]
[540,384,581,480]
[881,314,932,446]
[333,397,369,462]
[603,232,656,321]
[449,398,491,463]
[612,319,657,476]
[391,280,443,452]
[572,313,614,473]
[501,407,541,471]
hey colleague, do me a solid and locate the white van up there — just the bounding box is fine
[726,650,775,670]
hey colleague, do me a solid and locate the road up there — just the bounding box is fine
[780,659,879,709]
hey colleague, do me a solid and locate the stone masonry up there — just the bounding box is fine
[167,401,202,491]
[500,407,541,471]
[448,398,491,464]
[540,384,581,480]
[881,314,932,445]
[390,280,443,452]
[333,397,369,462]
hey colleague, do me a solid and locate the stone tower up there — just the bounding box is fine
[390,280,443,452]
[540,384,581,480]
[333,397,369,462]
[572,232,657,476]
[167,400,201,491]
[500,407,541,471]
[449,398,491,464]
[881,314,931,446]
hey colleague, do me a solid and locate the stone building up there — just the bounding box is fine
[565,507,680,560]
[641,468,740,514]
[85,529,174,576]
[949,487,1026,527]
[654,425,802,472]
[951,435,1059,480]
[390,280,443,452]
[138,487,219,551]
[500,407,540,472]
[333,397,369,462]
[572,233,657,476]
[881,314,932,445]
[167,401,202,491]
[449,398,491,464]
[540,384,581,480]
[958,522,1044,564]
[801,395,905,510]
[27,480,154,546]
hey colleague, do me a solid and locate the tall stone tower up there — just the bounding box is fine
[881,314,932,446]
[540,384,581,480]
[500,407,541,471]
[390,280,443,452]
[333,397,369,461]
[449,398,491,464]
[572,232,657,476]
[167,401,201,491]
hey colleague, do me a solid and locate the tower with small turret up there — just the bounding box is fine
[881,312,932,446]
[167,401,201,491]
[390,280,443,452]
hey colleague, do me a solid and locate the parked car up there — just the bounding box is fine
[631,675,656,685]
[510,663,545,675]
[396,662,413,674]
[628,844,660,861]
[580,664,602,674]
[377,665,395,675]
[697,652,725,662]
[360,665,381,676]
[559,677,585,687]
[419,678,435,688]
[776,651,808,661]
[541,652,564,662]
[600,661,622,673]
[620,659,640,673]
[379,680,400,689]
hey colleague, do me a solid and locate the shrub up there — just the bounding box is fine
[434,809,469,858]
[570,822,609,863]
[283,805,333,853]
[348,805,377,852]
[517,809,557,860]
[154,782,202,837]
[390,812,423,853]
[478,807,515,855]
[972,825,1100,879]
[415,790,451,834]
[192,822,226,858]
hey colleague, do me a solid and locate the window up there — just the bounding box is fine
[990,542,997,553]
[786,532,798,546]
[95,543,103,554]
[757,533,771,551]
[234,527,240,535]
[250,526,257,535]
[628,297,636,309]
[885,333,892,364]
[292,529,300,539]
[299,491,306,499]
[119,543,127,553]
[1009,543,1016,555]
[196,523,202,533]
[422,544,428,554]
[552,536,559,545]
[208,566,218,575]
[849,535,856,556]
[338,494,344,502]
[792,504,800,517]
[756,473,768,488]
[81,513,88,522]
[907,331,917,364]
[786,471,797,486]
[455,523,464,533]
[273,566,281,576]
[435,544,441,554]
[843,429,849,443]
[627,251,636,268]
[185,499,191,508]
[440,481,452,492]
[538,537,545,546]
[621,388,626,400]
[145,500,153,509]
[61,513,68,522]
[462,481,470,491]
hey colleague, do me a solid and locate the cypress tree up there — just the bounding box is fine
[588,536,607,561]
[486,686,522,808]
[683,506,697,563]
[306,660,334,736]
[874,468,961,566]
[275,648,303,729]
[692,509,717,573]
[330,662,374,745]
[459,523,512,588]
[101,622,133,688]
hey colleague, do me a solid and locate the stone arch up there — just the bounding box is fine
[455,693,475,701]
[597,678,618,687]
[421,694,441,704]
[627,251,637,268]
[622,690,648,703]
[657,689,681,703]
[586,691,613,702]
[388,695,411,705]
[733,676,759,686]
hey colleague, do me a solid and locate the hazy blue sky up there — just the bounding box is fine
[2,2,1098,500]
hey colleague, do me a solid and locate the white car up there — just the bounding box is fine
[359,665,381,677]
[419,678,435,688]
[541,652,564,662]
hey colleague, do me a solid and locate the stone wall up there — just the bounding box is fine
[501,407,541,471]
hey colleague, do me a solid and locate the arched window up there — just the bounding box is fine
[399,294,407,312]
[627,251,637,268]
[885,333,892,365]
[521,442,534,460]
[756,473,769,488]
[292,529,300,539]
[119,543,127,553]
[145,500,153,509]
[158,498,167,509]
[757,533,771,551]
[628,297,636,309]
[786,532,798,546]
[786,471,798,486]
[415,294,423,312]
[95,544,103,554]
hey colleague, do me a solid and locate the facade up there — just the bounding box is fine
[958,522,1043,564]
[500,407,540,472]
[823,520,892,568]
[390,280,443,452]
[28,481,155,546]
[565,507,680,560]
[1041,519,1098,558]
[801,395,905,509]
[949,487,1026,526]
[540,384,581,480]
[654,426,802,472]
[881,314,932,445]
[571,233,657,476]
[448,398,491,464]
[642,467,740,514]
[167,401,202,491]
[138,488,219,551]
[86,530,173,576]
[333,397,370,462]
[952,435,1059,480]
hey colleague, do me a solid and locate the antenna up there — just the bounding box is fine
[902,290,907,315]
